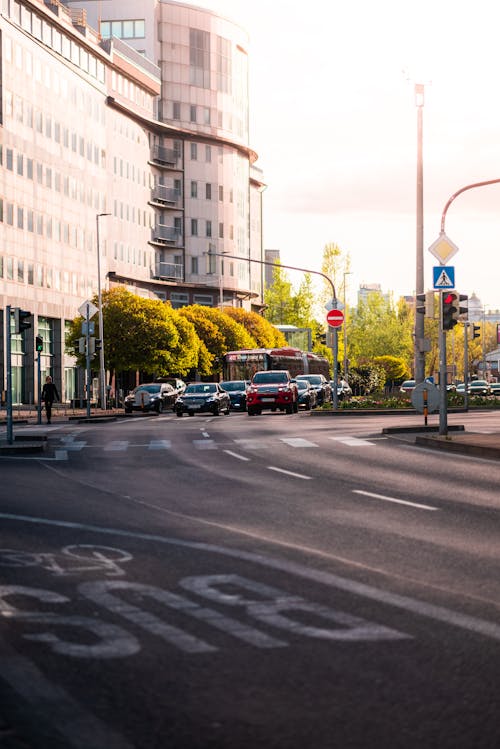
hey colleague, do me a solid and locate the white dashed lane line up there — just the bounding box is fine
[352,489,438,511]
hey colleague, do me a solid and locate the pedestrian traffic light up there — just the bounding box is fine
[472,324,481,340]
[95,338,102,352]
[441,291,467,330]
[35,335,43,352]
[14,308,32,334]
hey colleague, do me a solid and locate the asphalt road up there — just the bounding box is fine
[1,410,500,748]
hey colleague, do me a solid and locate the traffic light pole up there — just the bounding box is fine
[5,306,13,445]
[438,294,448,436]
[85,306,91,418]
[37,351,42,425]
[463,323,469,411]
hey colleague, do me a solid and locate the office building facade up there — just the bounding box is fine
[0,0,264,404]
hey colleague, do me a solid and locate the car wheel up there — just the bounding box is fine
[247,407,255,416]
[213,404,220,416]
[286,404,293,414]
[293,401,298,413]
[188,411,194,417]
[156,402,164,414]
[224,407,230,415]
[124,408,132,414]
[176,411,183,417]
[305,399,311,411]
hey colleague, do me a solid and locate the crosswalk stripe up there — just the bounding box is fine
[104,441,129,451]
[329,436,375,447]
[192,439,217,450]
[280,437,318,448]
[148,440,172,450]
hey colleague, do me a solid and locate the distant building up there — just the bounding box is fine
[264,249,280,288]
[357,283,392,306]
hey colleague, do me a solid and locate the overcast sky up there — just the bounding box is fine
[189,0,500,308]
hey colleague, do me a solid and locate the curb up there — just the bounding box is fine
[415,435,500,461]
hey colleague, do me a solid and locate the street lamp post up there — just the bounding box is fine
[414,83,425,384]
[343,271,352,381]
[96,212,111,410]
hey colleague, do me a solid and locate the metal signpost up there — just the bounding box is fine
[326,307,344,410]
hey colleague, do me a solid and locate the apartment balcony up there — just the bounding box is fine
[155,262,184,281]
[151,224,183,247]
[150,145,181,169]
[150,185,181,207]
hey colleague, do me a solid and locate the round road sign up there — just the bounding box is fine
[411,381,439,414]
[326,309,344,328]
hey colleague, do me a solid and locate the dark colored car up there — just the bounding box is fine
[330,379,352,400]
[296,379,317,410]
[124,383,178,414]
[295,374,332,405]
[175,382,231,417]
[220,380,250,411]
[246,370,298,415]
[490,383,500,396]
[156,377,187,395]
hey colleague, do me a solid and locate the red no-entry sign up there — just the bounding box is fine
[326,309,344,328]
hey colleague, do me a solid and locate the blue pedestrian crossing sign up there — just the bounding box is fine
[433,266,455,289]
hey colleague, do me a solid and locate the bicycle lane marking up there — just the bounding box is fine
[2,512,500,642]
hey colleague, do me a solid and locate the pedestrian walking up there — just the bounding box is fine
[41,375,59,424]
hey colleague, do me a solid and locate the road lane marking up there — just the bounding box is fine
[223,450,250,461]
[280,438,318,447]
[233,439,267,449]
[352,489,438,511]
[267,466,312,480]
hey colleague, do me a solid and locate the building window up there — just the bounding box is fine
[173,101,181,119]
[191,218,198,236]
[203,107,210,125]
[193,294,213,306]
[190,105,197,123]
[191,181,198,198]
[101,19,145,40]
[205,145,211,162]
[189,28,210,88]
[170,292,189,309]
[219,185,224,201]
[191,256,198,274]
[190,143,197,160]
[206,220,212,238]
[219,222,224,238]
[217,36,232,94]
[205,183,212,200]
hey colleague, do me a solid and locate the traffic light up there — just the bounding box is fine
[416,293,426,315]
[35,335,43,352]
[472,324,481,340]
[95,338,102,352]
[441,292,467,331]
[416,291,435,318]
[14,307,32,334]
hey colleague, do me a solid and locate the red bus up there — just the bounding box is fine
[222,348,330,381]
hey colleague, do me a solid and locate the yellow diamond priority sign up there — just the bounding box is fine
[428,232,459,264]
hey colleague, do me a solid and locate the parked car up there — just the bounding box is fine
[330,379,352,400]
[295,374,332,405]
[124,383,178,414]
[296,379,317,410]
[246,370,298,415]
[400,379,416,395]
[468,380,491,396]
[156,377,187,396]
[175,382,230,417]
[220,380,250,411]
[489,383,500,396]
[456,383,466,394]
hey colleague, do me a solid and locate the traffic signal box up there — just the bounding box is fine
[472,324,481,340]
[14,308,32,334]
[35,336,43,352]
[441,291,468,331]
[416,291,435,318]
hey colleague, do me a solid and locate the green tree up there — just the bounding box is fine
[347,293,413,369]
[65,288,200,378]
[179,305,256,374]
[373,355,410,385]
[222,307,287,347]
[263,264,297,325]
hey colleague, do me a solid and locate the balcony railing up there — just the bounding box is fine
[152,224,183,245]
[151,185,181,205]
[155,262,184,281]
[151,145,180,167]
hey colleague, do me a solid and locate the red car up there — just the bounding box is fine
[246,370,298,415]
